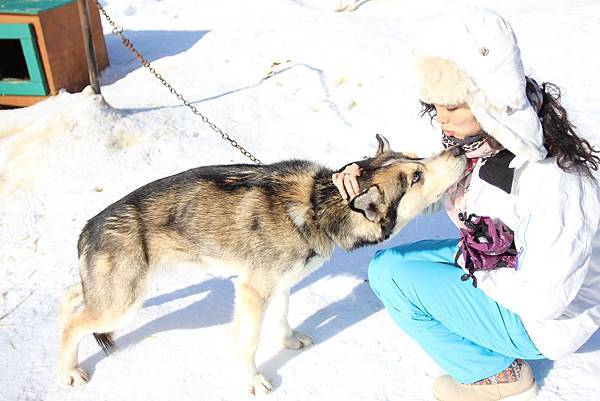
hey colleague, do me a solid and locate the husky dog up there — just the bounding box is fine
[59,135,466,394]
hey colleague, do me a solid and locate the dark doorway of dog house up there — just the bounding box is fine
[0,38,30,109]
[0,39,31,81]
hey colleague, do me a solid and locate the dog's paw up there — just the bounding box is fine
[283,330,314,350]
[249,372,272,396]
[61,367,89,387]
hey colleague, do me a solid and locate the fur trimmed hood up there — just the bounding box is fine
[412,7,547,163]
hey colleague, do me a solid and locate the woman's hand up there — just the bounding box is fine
[332,163,362,200]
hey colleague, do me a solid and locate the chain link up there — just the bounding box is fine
[93,0,263,165]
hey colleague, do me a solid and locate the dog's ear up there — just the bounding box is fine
[401,151,420,159]
[375,134,391,156]
[349,185,385,222]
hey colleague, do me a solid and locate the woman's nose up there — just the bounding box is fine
[435,109,448,124]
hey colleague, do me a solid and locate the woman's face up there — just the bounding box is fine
[434,104,482,140]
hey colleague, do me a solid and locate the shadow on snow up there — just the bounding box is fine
[100,30,210,85]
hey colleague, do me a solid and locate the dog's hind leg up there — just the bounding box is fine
[59,297,146,386]
[271,289,314,350]
[59,308,115,386]
[232,280,272,395]
[58,283,83,329]
[59,251,149,386]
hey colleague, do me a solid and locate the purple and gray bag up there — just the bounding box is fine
[456,213,518,287]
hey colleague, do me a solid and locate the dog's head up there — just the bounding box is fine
[348,134,466,241]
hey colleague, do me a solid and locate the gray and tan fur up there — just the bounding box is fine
[59,135,466,394]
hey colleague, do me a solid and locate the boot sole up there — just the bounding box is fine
[501,381,539,401]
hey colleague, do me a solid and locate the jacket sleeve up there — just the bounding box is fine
[474,170,600,321]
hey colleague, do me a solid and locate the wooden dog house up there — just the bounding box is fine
[0,0,109,107]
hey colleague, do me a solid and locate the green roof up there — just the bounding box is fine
[0,0,75,15]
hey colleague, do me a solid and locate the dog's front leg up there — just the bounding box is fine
[271,290,314,350]
[233,281,272,395]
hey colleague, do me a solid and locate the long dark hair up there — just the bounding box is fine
[420,82,600,177]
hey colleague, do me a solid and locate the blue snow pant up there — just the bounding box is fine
[368,238,544,384]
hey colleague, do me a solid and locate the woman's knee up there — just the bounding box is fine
[368,248,413,296]
[368,242,455,299]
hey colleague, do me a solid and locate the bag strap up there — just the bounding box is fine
[455,235,479,288]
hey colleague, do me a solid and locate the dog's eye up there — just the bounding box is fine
[412,171,422,185]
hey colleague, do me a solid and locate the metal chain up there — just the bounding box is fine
[93,0,263,165]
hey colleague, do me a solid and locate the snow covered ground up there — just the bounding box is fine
[2,0,600,400]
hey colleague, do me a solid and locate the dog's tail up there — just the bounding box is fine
[93,332,116,355]
[58,283,84,329]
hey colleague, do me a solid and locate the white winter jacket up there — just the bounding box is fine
[412,6,600,359]
[464,156,600,360]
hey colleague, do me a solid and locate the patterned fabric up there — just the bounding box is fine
[440,133,502,230]
[472,359,523,385]
[441,132,502,161]
[442,132,487,153]
[456,213,518,288]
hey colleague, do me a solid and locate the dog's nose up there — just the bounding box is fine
[450,146,464,157]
